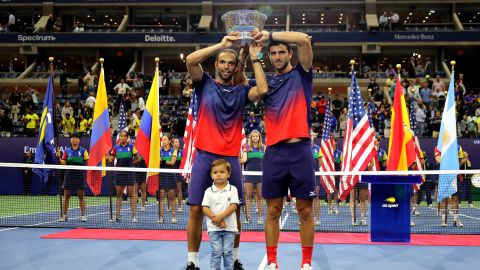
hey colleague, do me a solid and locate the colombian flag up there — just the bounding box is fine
[135,60,161,196]
[387,74,416,171]
[87,62,112,195]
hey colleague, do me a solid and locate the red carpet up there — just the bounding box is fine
[41,229,480,246]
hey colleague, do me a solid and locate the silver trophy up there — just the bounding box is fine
[221,10,267,46]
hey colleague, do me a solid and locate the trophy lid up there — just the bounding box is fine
[221,10,267,34]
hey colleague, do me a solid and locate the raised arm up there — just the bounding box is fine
[247,41,268,102]
[254,30,313,72]
[186,33,240,82]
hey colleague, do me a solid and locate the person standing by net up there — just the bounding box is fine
[134,153,147,212]
[241,129,265,225]
[184,33,267,270]
[159,134,178,224]
[172,137,184,212]
[252,30,315,270]
[57,132,89,222]
[108,130,140,223]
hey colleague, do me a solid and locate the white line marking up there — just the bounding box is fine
[0,227,19,232]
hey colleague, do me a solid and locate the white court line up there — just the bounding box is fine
[0,227,19,232]
[427,206,480,221]
[0,203,113,219]
[257,213,289,270]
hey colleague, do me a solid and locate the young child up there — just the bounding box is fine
[201,159,239,270]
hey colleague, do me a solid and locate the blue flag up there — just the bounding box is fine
[436,71,459,202]
[33,73,57,183]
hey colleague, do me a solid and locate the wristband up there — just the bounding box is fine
[269,32,274,44]
[251,59,262,64]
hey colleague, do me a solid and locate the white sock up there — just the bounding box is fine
[188,252,199,266]
[233,248,239,261]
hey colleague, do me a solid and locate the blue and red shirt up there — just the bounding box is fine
[111,143,137,168]
[193,72,250,156]
[264,63,313,146]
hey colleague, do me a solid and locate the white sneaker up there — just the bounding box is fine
[360,217,368,226]
[244,216,251,224]
[334,207,340,215]
[314,218,321,226]
[81,215,87,222]
[441,215,447,227]
[468,203,474,208]
[167,207,171,212]
[178,206,183,212]
[172,217,177,224]
[352,220,358,226]
[58,215,67,222]
[265,263,278,270]
[414,209,420,216]
[327,208,333,215]
[257,217,264,225]
[410,221,415,227]
[301,264,313,270]
[140,207,146,212]
[158,217,164,223]
[132,216,138,223]
[453,219,464,227]
[292,207,298,214]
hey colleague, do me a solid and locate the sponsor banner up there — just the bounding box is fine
[1,31,480,44]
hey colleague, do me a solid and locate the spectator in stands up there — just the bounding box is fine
[368,77,380,96]
[0,108,13,136]
[385,64,397,78]
[85,93,95,108]
[8,11,16,32]
[416,104,427,136]
[83,69,95,94]
[424,57,433,78]
[339,107,347,136]
[416,60,424,77]
[131,74,144,96]
[459,114,470,138]
[245,111,260,134]
[37,62,47,72]
[316,96,327,123]
[61,101,73,119]
[9,86,21,106]
[22,106,38,137]
[77,114,88,137]
[334,64,345,78]
[22,149,34,195]
[73,22,84,33]
[114,78,131,113]
[182,77,194,106]
[46,14,55,32]
[331,94,342,121]
[379,11,389,31]
[419,81,432,107]
[61,112,75,137]
[389,11,399,30]
[53,17,62,32]
[407,57,416,78]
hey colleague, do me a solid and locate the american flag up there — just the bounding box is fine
[320,96,336,195]
[116,101,128,144]
[339,71,377,200]
[179,92,198,181]
[408,102,425,191]
[241,128,247,153]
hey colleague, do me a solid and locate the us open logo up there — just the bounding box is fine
[382,197,399,208]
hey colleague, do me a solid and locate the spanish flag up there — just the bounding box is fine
[87,62,112,195]
[135,60,161,196]
[386,74,416,171]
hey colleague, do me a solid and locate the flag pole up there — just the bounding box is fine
[349,59,358,224]
[97,58,113,222]
[49,56,63,219]
[154,57,163,223]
